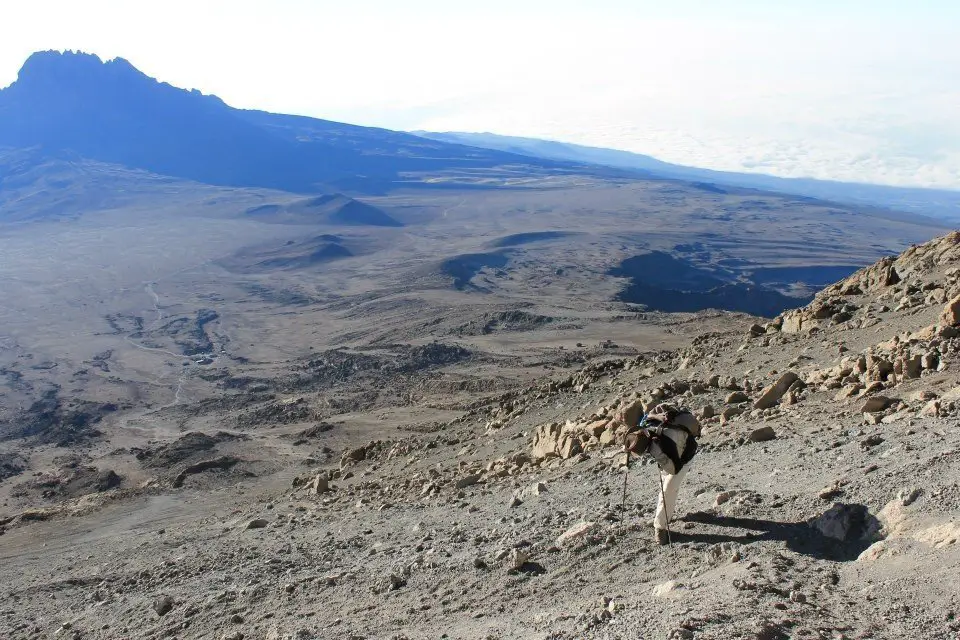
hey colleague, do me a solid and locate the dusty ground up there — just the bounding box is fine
[0,169,957,639]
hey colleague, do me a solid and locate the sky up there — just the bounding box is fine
[2,0,959,189]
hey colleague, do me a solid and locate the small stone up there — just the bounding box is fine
[230,613,244,624]
[818,485,843,500]
[246,518,269,530]
[725,391,750,404]
[507,548,529,571]
[557,521,597,546]
[652,580,683,597]
[898,487,922,506]
[455,473,482,489]
[153,595,174,617]
[789,590,807,604]
[715,490,738,506]
[284,583,296,593]
[749,426,776,442]
[509,496,522,508]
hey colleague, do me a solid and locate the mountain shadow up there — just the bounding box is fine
[609,251,808,317]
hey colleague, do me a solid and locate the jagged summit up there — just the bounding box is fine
[10,50,222,104]
[15,50,136,84]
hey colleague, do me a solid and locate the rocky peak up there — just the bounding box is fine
[10,50,146,93]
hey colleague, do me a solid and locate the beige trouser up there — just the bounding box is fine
[654,464,689,531]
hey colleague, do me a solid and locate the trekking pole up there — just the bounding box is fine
[619,413,648,535]
[619,449,630,535]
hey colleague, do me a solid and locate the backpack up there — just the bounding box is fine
[647,403,702,438]
[624,403,701,473]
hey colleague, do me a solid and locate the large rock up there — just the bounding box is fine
[558,435,583,459]
[781,312,803,334]
[810,503,882,542]
[861,396,892,413]
[507,548,529,571]
[531,423,564,459]
[753,372,799,410]
[530,423,584,460]
[940,294,960,326]
[309,474,330,494]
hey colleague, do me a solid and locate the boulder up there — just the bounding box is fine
[725,391,750,404]
[748,426,776,443]
[781,312,803,334]
[921,352,940,371]
[531,423,563,459]
[902,354,923,379]
[309,474,329,494]
[753,372,799,410]
[940,294,960,326]
[517,482,548,500]
[810,503,882,542]
[558,435,583,459]
[861,396,892,413]
[598,428,618,446]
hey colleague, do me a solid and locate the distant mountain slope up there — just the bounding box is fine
[0,146,198,222]
[0,51,574,195]
[417,131,960,221]
[245,194,402,227]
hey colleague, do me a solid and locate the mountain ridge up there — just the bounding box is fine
[0,51,585,195]
[417,130,960,222]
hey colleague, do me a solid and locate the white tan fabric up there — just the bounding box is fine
[654,464,690,531]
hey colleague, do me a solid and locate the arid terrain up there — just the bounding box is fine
[1,50,959,640]
[2,186,959,639]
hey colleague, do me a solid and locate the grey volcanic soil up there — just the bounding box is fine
[1,234,959,639]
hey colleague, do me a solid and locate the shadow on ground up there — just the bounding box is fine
[678,509,881,562]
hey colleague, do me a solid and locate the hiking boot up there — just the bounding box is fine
[655,528,670,546]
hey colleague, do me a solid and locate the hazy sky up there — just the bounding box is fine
[3,0,959,189]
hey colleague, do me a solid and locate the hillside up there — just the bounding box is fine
[2,226,959,637]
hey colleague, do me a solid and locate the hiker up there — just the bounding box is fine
[613,400,701,545]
